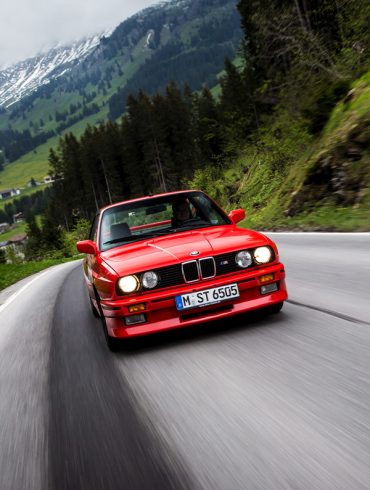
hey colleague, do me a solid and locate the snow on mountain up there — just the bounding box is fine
[0,1,195,109]
[0,33,107,108]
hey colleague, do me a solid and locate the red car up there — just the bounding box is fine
[77,190,288,350]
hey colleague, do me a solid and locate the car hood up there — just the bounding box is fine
[101,226,271,276]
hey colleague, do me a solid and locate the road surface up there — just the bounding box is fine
[0,233,369,489]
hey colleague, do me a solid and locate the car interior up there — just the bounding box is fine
[110,222,131,240]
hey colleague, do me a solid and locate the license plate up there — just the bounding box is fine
[175,283,239,311]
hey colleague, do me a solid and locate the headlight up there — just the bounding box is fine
[117,275,140,294]
[142,271,159,289]
[254,246,272,264]
[235,250,252,268]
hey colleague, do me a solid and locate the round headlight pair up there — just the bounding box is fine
[235,246,272,268]
[117,271,159,294]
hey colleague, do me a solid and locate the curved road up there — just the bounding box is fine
[0,233,370,489]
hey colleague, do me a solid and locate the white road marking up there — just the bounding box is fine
[0,268,55,314]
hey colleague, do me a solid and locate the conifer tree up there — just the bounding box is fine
[122,93,153,196]
[195,87,222,162]
[24,211,43,260]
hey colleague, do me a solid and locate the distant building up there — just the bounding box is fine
[0,188,21,200]
[27,178,39,188]
[0,222,10,233]
[7,233,27,261]
[13,212,25,223]
[44,175,55,184]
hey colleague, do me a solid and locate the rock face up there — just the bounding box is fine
[286,121,370,216]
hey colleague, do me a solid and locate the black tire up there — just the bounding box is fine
[99,304,122,352]
[101,314,121,351]
[105,333,122,352]
[89,296,100,318]
[93,286,122,351]
[267,301,284,314]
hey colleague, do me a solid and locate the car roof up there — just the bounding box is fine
[99,190,201,213]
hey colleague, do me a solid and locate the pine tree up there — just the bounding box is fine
[121,93,150,196]
[24,212,43,260]
[195,87,222,163]
[219,58,256,144]
[41,211,63,251]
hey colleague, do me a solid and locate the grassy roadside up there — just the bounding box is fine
[245,71,370,231]
[0,257,81,291]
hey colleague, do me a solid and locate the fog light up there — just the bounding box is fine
[260,283,278,295]
[125,314,146,326]
[260,274,274,284]
[128,304,146,313]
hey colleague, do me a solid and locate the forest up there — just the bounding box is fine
[0,127,55,162]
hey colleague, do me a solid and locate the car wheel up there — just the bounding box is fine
[93,287,122,351]
[268,301,284,314]
[105,333,121,352]
[89,296,100,318]
[101,315,121,351]
[100,311,122,351]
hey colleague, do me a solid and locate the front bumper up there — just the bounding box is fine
[101,263,288,338]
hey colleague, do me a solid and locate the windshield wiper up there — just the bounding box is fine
[104,231,175,245]
[103,235,150,245]
[171,220,214,231]
[104,222,215,245]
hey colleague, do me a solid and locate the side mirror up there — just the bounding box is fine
[76,240,97,255]
[228,208,246,224]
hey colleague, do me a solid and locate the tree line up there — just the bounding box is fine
[0,127,55,163]
[47,81,226,229]
[0,188,51,224]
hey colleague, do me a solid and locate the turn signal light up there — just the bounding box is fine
[260,274,274,284]
[128,303,146,313]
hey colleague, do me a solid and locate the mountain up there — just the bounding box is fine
[0,34,106,108]
[0,0,242,167]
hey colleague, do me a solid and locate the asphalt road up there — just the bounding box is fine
[0,233,370,489]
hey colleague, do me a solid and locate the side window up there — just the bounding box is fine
[193,195,224,224]
[89,215,99,242]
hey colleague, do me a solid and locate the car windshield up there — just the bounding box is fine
[99,191,231,251]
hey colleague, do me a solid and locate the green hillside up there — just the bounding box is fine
[0,107,108,191]
[0,0,241,169]
[191,70,370,231]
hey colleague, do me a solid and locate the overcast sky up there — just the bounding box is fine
[0,0,159,67]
